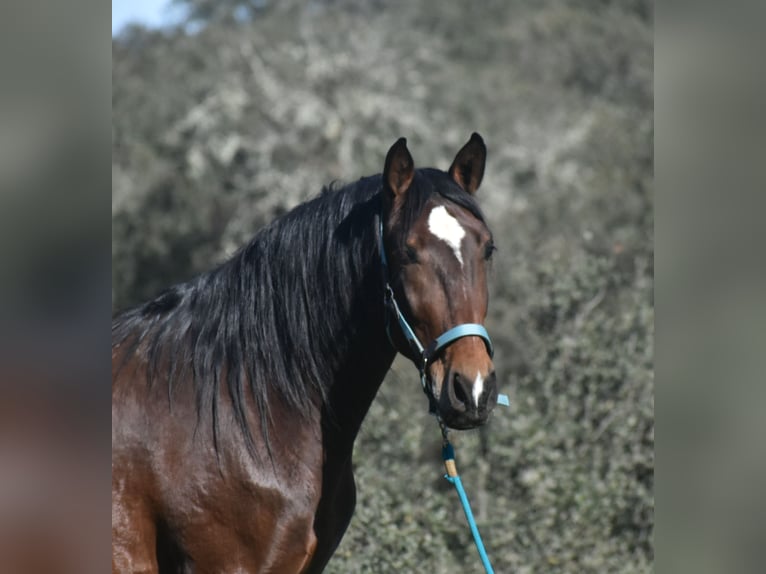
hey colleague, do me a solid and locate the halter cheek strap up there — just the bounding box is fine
[377,215,495,404]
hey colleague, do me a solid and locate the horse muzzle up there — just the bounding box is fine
[431,367,498,430]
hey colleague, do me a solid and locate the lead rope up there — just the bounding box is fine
[439,420,497,574]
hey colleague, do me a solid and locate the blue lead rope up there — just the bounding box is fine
[442,441,496,574]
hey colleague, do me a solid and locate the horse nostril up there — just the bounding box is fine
[453,373,467,403]
[483,370,498,408]
[449,373,472,413]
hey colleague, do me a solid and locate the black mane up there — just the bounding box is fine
[112,169,486,454]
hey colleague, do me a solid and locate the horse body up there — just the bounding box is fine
[113,135,497,573]
[112,231,395,573]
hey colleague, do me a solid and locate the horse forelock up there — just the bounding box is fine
[388,168,489,251]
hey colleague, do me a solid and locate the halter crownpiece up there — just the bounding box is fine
[377,214,508,409]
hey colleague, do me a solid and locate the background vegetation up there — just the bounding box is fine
[113,1,653,571]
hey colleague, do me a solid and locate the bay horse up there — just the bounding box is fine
[112,134,499,573]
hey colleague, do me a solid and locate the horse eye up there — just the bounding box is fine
[405,245,418,263]
[484,243,497,261]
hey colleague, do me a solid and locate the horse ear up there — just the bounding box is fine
[449,133,486,195]
[383,137,415,197]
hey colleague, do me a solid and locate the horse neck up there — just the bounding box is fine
[319,269,398,454]
[260,188,398,454]
[298,208,397,452]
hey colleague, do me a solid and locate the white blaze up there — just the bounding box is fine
[473,372,484,406]
[427,206,465,265]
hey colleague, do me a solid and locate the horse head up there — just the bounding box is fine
[380,134,498,430]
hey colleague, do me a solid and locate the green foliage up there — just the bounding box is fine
[113,1,653,571]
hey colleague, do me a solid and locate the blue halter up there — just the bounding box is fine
[378,215,494,404]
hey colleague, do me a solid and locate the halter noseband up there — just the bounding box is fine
[377,214,494,407]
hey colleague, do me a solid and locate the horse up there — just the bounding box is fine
[112,133,499,573]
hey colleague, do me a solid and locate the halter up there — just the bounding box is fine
[377,214,494,409]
